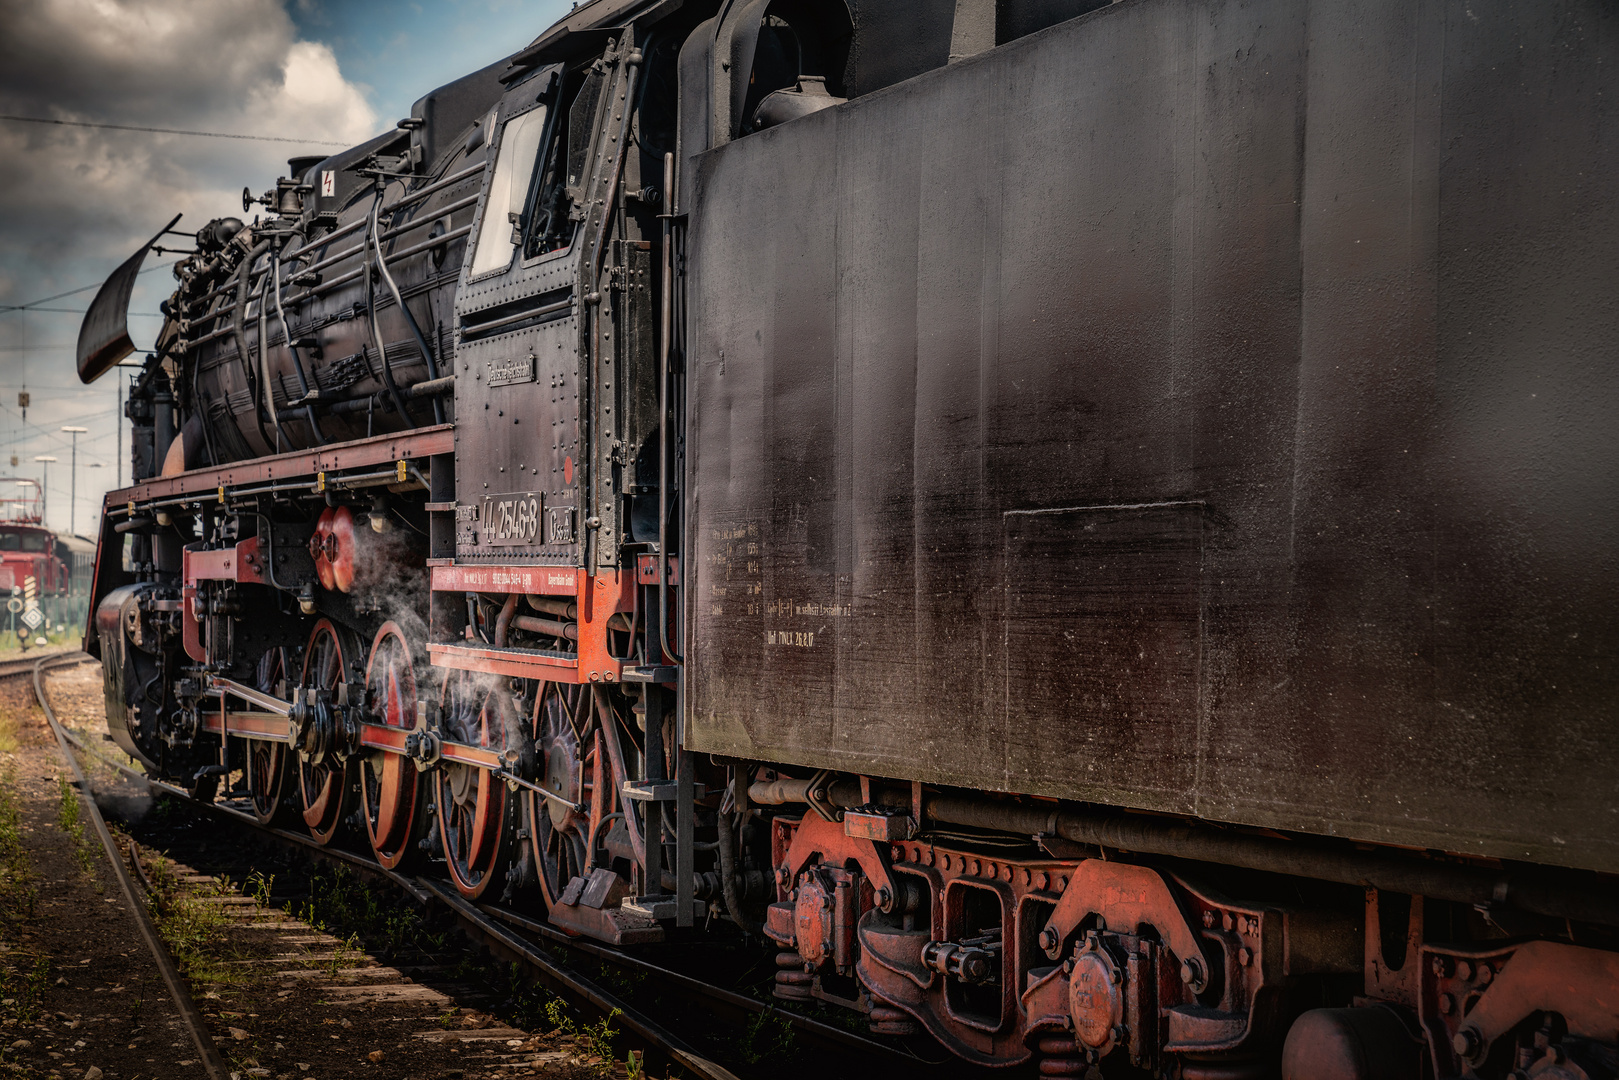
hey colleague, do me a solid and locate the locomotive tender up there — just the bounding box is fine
[78,0,1619,1075]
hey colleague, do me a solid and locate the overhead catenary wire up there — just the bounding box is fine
[0,112,347,146]
[0,308,163,316]
[0,261,179,312]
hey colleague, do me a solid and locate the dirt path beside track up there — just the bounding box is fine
[11,663,624,1080]
[0,670,208,1080]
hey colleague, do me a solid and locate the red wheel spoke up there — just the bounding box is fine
[361,622,420,869]
[434,669,510,899]
[296,620,355,845]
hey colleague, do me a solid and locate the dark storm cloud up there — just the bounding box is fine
[0,0,379,302]
[0,0,379,532]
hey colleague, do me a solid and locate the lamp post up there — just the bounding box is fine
[87,463,104,538]
[61,427,86,536]
[33,456,56,529]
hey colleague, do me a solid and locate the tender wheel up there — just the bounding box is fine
[525,683,602,907]
[297,619,358,845]
[435,668,512,899]
[246,647,292,824]
[361,622,421,869]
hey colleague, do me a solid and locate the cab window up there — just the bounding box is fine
[523,64,607,259]
[467,103,550,280]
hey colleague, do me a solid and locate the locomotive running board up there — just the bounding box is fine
[105,424,453,510]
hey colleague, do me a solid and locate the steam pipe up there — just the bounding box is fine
[526,595,578,619]
[510,614,577,641]
[493,592,519,647]
[152,373,175,468]
[716,808,761,937]
[405,375,456,398]
[254,266,293,451]
[364,192,418,427]
[189,343,220,467]
[240,374,451,421]
[367,183,445,425]
[268,236,327,443]
[229,240,276,452]
[285,212,475,301]
[180,163,482,313]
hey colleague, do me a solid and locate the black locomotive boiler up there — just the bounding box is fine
[78,0,1619,1075]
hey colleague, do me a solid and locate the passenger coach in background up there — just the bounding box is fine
[77,0,1619,1075]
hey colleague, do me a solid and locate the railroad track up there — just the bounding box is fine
[0,650,80,682]
[32,652,949,1080]
[32,650,231,1080]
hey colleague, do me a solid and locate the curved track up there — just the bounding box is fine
[30,651,231,1080]
[25,654,932,1080]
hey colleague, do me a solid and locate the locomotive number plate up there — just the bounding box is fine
[482,492,542,546]
[487,354,536,387]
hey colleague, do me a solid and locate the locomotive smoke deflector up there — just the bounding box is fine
[76,212,182,385]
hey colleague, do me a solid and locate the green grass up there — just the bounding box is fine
[0,952,50,1025]
[290,863,446,960]
[141,852,238,988]
[54,774,96,878]
[732,1009,796,1066]
[0,768,36,924]
[246,869,275,908]
[0,628,78,658]
[543,997,622,1073]
[0,767,50,1045]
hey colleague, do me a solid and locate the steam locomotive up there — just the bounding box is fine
[78,0,1619,1075]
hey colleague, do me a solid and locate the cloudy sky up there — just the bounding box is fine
[0,0,569,537]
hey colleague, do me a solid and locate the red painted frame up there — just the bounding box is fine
[182,536,267,587]
[427,566,635,684]
[105,424,453,507]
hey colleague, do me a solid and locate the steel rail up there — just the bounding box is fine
[36,658,923,1074]
[44,714,434,907]
[61,745,743,1079]
[419,879,743,1080]
[0,654,67,680]
[77,732,916,1069]
[477,904,930,1066]
[33,653,231,1080]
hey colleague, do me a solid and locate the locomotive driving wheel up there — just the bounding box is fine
[297,619,358,845]
[435,668,512,899]
[524,682,606,908]
[360,622,420,869]
[245,647,291,824]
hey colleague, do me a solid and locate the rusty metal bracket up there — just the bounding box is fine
[782,813,898,912]
[1039,861,1209,993]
